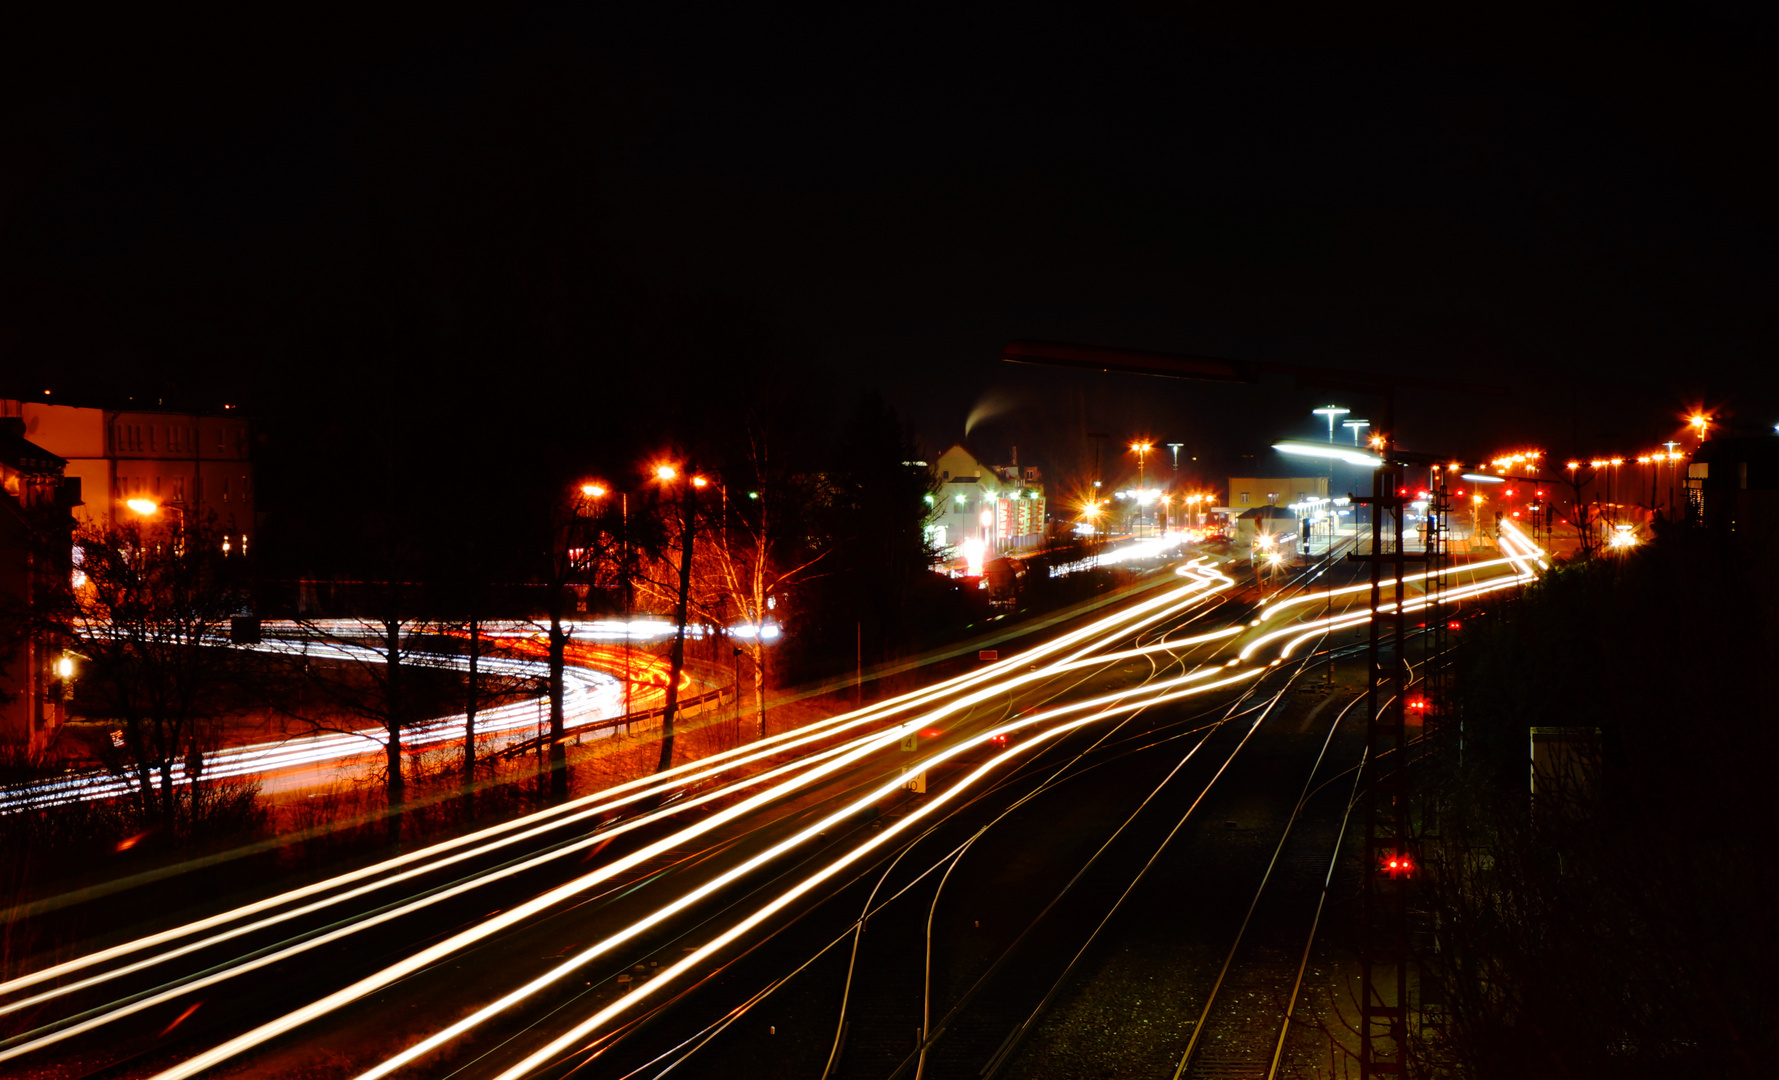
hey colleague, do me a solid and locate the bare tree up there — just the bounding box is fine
[290,582,432,824]
[627,469,710,773]
[1559,463,1601,558]
[530,484,615,800]
[44,518,241,824]
[698,433,824,736]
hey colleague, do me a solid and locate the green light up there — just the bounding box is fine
[748,491,759,499]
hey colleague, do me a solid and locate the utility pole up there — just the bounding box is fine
[1347,418,1416,1079]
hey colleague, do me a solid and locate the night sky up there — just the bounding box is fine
[3,6,1775,490]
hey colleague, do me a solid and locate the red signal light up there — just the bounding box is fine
[1382,852,1416,878]
[1535,490,1544,497]
[1447,621,1461,630]
[1506,488,1516,497]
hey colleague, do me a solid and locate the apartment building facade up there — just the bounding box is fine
[0,399,254,554]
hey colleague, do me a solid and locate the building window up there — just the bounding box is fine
[1239,492,1250,504]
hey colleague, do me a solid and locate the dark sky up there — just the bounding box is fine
[3,5,1775,489]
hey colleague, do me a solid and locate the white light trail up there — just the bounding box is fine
[22,547,1544,1080]
[359,666,1265,1080]
[5,561,1235,1071]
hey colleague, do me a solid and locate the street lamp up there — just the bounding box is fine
[1342,419,1370,445]
[1312,406,1350,443]
[1130,442,1153,535]
[1688,412,1711,444]
[123,496,191,554]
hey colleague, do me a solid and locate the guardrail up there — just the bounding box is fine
[496,683,737,761]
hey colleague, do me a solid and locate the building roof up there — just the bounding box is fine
[1694,437,1779,489]
[0,418,67,475]
[1236,505,1300,522]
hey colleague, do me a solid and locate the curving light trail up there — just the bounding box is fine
[0,564,1237,1054]
[0,622,635,813]
[0,549,1540,1080]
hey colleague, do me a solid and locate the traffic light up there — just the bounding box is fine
[1381,852,1416,878]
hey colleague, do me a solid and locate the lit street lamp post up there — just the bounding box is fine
[1130,441,1152,535]
[1689,412,1711,446]
[1312,406,1350,443]
[1312,408,1349,513]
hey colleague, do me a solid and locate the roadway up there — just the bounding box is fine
[0,522,1547,1079]
[3,623,699,812]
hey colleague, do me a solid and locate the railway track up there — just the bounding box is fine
[0,538,1540,1079]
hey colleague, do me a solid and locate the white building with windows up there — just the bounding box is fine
[928,444,1046,563]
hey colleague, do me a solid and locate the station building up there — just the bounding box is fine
[929,444,1047,558]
